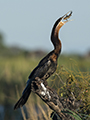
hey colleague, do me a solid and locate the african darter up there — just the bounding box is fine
[14,11,73,109]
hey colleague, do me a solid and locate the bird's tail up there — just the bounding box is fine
[14,83,31,110]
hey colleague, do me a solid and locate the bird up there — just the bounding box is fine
[14,11,73,110]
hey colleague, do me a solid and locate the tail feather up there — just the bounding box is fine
[14,84,31,110]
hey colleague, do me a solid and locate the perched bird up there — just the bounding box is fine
[14,11,73,110]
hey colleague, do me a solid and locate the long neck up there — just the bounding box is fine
[51,18,63,56]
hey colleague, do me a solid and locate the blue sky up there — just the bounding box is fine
[0,1,90,54]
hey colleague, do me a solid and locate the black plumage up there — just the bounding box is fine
[14,11,72,110]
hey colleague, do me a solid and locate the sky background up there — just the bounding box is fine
[0,1,90,54]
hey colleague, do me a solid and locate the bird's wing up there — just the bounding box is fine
[38,51,54,66]
[29,59,51,79]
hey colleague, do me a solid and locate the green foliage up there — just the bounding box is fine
[48,56,90,119]
[0,55,39,104]
[0,52,90,119]
[62,109,82,120]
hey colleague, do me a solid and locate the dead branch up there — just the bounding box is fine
[31,77,79,120]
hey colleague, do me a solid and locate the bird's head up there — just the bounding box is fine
[51,11,73,38]
[51,11,73,52]
[59,11,73,27]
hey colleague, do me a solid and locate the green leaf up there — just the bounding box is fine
[61,109,82,120]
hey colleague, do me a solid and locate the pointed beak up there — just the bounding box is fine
[61,11,73,24]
